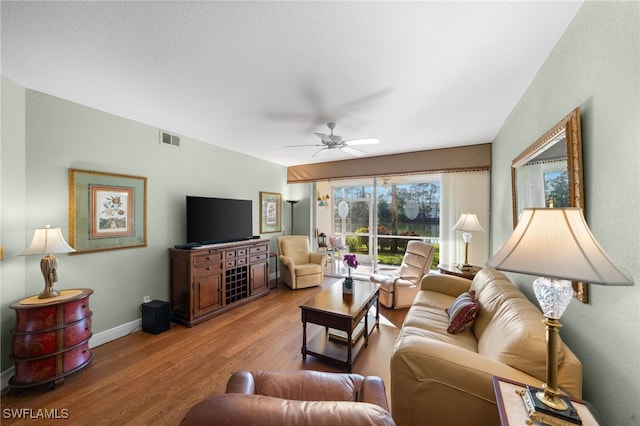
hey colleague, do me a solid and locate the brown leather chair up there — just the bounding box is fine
[181,370,395,426]
[277,236,328,289]
[370,241,435,308]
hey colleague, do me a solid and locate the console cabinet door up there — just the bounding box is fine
[250,262,268,295]
[193,273,223,317]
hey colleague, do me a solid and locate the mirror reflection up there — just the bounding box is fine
[514,133,568,218]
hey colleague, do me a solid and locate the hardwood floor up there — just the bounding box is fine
[1,278,408,425]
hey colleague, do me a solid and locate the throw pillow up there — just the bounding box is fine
[446,290,479,334]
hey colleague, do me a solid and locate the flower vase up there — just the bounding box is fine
[343,276,353,294]
[342,255,358,295]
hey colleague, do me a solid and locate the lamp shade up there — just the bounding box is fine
[19,226,76,256]
[486,208,633,285]
[451,213,485,233]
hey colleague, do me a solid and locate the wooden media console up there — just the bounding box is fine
[168,239,270,327]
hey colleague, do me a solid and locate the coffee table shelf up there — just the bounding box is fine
[305,312,377,371]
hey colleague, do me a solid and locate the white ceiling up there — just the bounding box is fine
[1,1,583,167]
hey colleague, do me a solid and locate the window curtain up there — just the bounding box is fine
[440,170,490,268]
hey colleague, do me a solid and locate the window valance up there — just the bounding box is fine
[287,143,491,183]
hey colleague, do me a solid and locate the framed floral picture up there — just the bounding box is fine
[259,191,282,233]
[69,169,147,253]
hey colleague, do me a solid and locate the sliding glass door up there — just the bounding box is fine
[374,176,440,269]
[323,175,440,275]
[331,183,373,273]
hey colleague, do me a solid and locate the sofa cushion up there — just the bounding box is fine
[412,290,454,310]
[398,324,478,353]
[477,296,565,382]
[293,263,322,277]
[402,299,478,352]
[446,291,479,334]
[470,269,527,339]
[404,304,451,333]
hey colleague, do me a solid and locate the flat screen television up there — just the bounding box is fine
[186,196,253,244]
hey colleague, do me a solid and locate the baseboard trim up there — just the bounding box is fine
[0,367,14,391]
[89,319,141,348]
[1,319,141,390]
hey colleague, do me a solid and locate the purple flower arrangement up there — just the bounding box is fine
[343,254,358,278]
[342,254,358,294]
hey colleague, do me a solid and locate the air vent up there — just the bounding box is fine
[159,130,180,147]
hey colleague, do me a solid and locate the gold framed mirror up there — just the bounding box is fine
[511,108,587,303]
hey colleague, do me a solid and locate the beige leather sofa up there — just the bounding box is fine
[181,370,395,425]
[390,269,582,426]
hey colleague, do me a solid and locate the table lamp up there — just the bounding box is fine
[486,208,633,424]
[452,213,485,269]
[19,225,76,298]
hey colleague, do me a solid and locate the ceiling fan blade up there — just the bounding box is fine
[341,146,365,157]
[283,144,324,148]
[344,138,380,146]
[335,88,394,113]
[312,148,329,157]
[314,132,332,143]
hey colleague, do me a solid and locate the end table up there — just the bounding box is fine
[492,376,599,426]
[9,288,93,393]
[438,263,481,280]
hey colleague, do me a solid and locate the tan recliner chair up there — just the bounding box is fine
[277,236,328,289]
[181,370,395,426]
[370,240,435,308]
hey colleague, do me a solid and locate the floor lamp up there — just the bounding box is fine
[286,200,299,235]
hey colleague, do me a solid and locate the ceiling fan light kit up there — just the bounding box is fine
[284,122,379,158]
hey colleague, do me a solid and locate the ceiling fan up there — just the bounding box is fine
[380,176,407,188]
[284,122,379,157]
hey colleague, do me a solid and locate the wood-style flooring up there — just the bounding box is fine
[1,278,408,425]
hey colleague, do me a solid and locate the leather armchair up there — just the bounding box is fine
[181,370,395,426]
[370,241,435,308]
[277,236,328,289]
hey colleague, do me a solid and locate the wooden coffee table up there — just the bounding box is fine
[300,279,380,372]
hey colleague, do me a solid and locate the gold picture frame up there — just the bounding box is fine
[259,191,282,234]
[511,108,586,303]
[69,169,147,253]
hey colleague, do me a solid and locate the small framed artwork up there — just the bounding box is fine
[259,191,282,234]
[69,169,147,253]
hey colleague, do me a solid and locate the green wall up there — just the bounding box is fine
[1,78,28,372]
[0,80,291,372]
[491,2,639,425]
